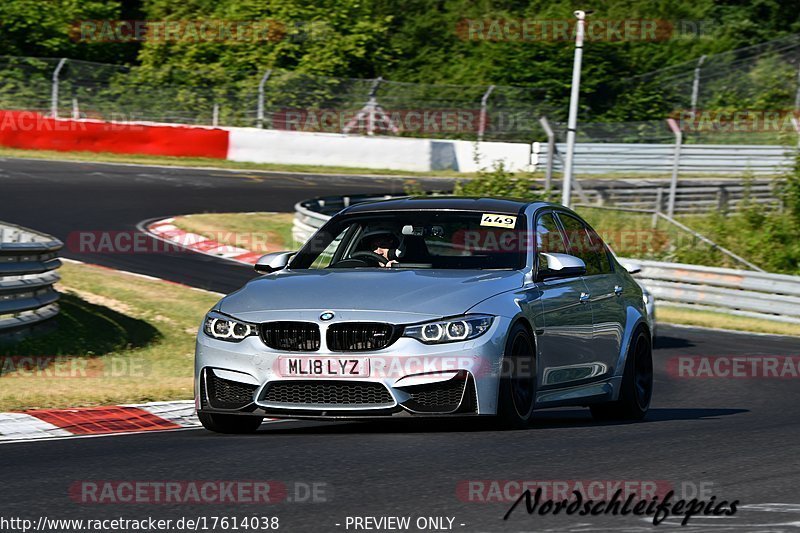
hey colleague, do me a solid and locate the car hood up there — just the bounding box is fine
[219,269,524,321]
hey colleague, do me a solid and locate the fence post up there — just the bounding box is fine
[561,10,588,208]
[653,188,663,228]
[690,54,706,118]
[717,186,729,214]
[256,69,272,129]
[539,116,555,191]
[71,98,79,120]
[477,85,495,142]
[795,64,800,111]
[50,58,68,118]
[212,103,220,127]
[666,117,683,218]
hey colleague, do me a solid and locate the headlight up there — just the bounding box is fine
[203,311,258,342]
[642,291,651,305]
[403,315,494,344]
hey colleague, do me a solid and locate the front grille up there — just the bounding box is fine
[327,322,398,352]
[261,381,394,407]
[204,370,258,410]
[260,322,320,351]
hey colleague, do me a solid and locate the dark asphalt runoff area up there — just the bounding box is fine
[1,157,799,532]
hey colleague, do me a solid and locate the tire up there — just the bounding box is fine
[198,412,264,434]
[591,328,653,421]
[497,323,537,429]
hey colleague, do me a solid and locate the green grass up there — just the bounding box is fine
[0,262,219,411]
[658,305,800,337]
[172,212,296,252]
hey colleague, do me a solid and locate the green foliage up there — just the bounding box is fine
[0,0,135,63]
[452,156,545,201]
[3,0,800,124]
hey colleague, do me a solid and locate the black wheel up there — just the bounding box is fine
[497,323,537,429]
[591,328,653,421]
[198,412,264,434]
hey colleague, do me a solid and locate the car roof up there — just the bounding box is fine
[342,196,552,216]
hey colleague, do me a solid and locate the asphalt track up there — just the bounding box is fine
[1,157,799,532]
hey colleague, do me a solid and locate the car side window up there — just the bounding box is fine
[584,224,613,274]
[557,213,610,276]
[535,212,568,254]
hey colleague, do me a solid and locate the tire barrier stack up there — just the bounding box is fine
[0,221,62,340]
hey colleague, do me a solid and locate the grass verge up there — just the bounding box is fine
[658,305,800,337]
[171,212,296,252]
[0,262,218,411]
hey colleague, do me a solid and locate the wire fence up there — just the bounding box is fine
[2,33,800,145]
[0,55,556,142]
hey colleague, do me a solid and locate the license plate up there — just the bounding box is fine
[278,357,370,378]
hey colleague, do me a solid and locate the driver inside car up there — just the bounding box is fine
[364,232,401,267]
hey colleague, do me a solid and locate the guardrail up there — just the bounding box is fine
[0,222,63,338]
[631,260,800,324]
[535,143,794,175]
[570,179,780,213]
[293,195,800,324]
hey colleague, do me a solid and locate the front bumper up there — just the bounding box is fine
[194,317,509,419]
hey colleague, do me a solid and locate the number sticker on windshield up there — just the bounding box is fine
[480,214,517,228]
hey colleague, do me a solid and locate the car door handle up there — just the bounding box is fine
[579,292,590,303]
[614,285,623,296]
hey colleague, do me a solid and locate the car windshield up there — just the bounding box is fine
[290,210,527,270]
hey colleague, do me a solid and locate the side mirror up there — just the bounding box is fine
[537,252,586,281]
[254,251,296,274]
[621,261,642,275]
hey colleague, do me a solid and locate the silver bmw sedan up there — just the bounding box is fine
[195,197,653,432]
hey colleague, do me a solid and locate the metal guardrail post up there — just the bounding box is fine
[717,186,730,213]
[256,69,273,129]
[666,118,683,218]
[539,116,555,191]
[652,188,663,228]
[561,10,588,209]
[50,58,68,119]
[795,63,800,111]
[212,103,220,127]
[477,85,495,142]
[690,55,707,119]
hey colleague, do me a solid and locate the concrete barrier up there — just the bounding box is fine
[226,128,434,172]
[227,127,534,172]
